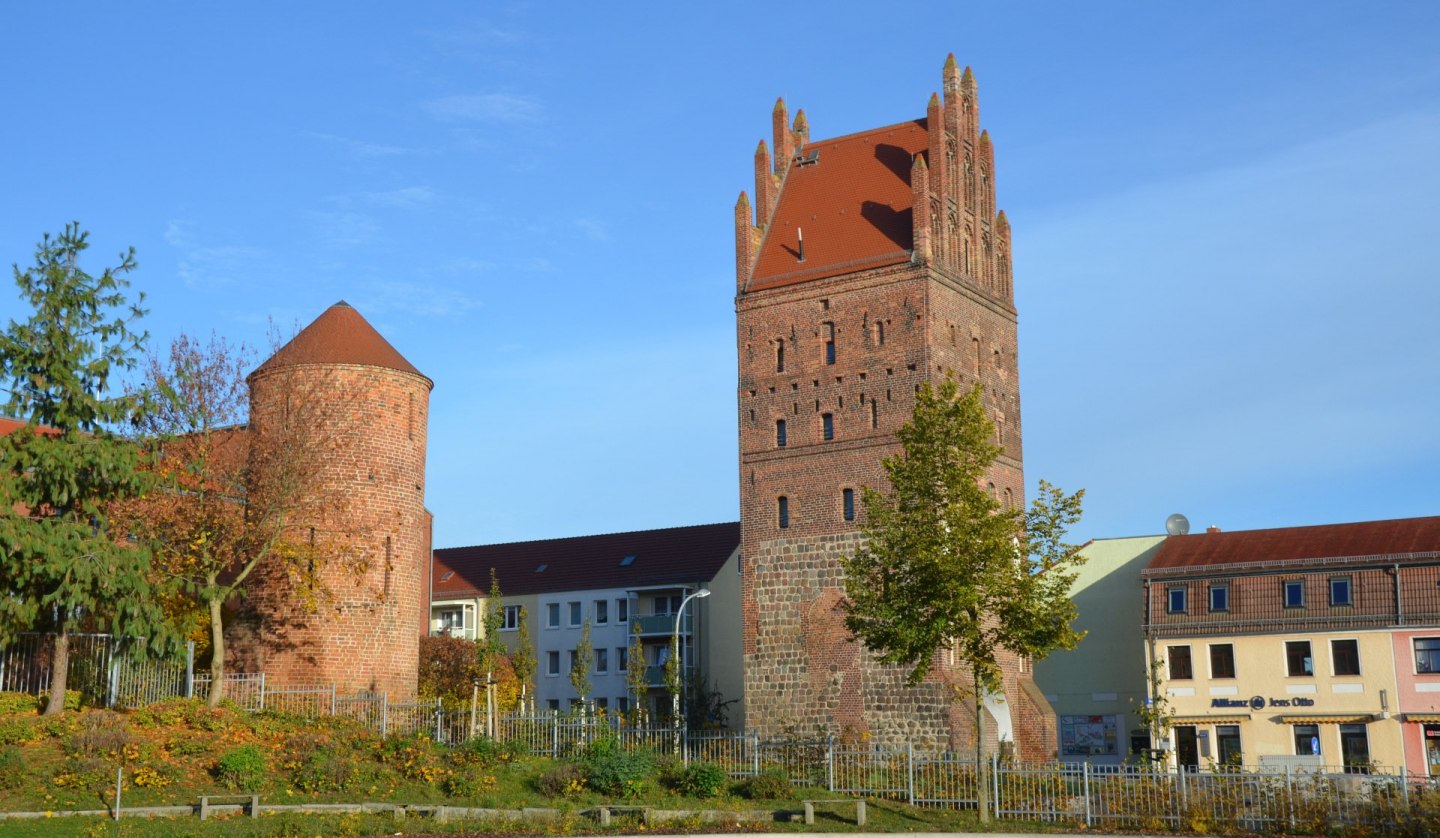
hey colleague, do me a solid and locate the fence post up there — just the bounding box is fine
[435,697,444,742]
[330,684,336,717]
[381,692,389,737]
[907,742,916,805]
[826,736,835,791]
[1176,765,1186,825]
[992,752,1000,819]
[259,672,267,711]
[107,649,120,709]
[552,711,559,758]
[184,642,194,700]
[1286,764,1295,831]
[1083,761,1092,828]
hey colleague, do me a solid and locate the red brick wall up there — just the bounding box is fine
[735,64,1051,753]
[230,362,430,699]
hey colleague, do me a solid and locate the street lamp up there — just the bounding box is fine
[670,588,710,738]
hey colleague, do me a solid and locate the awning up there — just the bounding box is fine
[1172,715,1251,724]
[1277,714,1374,724]
[1404,714,1440,723]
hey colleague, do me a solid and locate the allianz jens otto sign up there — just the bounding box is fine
[1210,695,1315,710]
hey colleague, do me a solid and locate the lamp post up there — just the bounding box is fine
[670,588,710,747]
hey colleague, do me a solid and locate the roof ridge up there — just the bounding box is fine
[436,520,740,552]
[803,117,927,148]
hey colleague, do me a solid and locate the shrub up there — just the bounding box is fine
[377,732,445,783]
[130,697,194,729]
[580,734,653,798]
[535,763,586,798]
[0,691,41,716]
[0,715,41,745]
[674,762,729,798]
[215,745,267,790]
[290,749,361,793]
[455,736,512,767]
[66,710,132,758]
[443,767,498,798]
[0,747,23,789]
[742,767,793,800]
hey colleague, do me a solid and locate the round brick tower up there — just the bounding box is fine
[234,301,432,698]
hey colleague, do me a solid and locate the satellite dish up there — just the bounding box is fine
[1165,513,1191,536]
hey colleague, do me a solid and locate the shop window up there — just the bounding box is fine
[1167,587,1187,614]
[1415,637,1440,673]
[1285,640,1313,676]
[1210,644,1236,679]
[1425,725,1440,776]
[1330,576,1353,606]
[1216,725,1242,767]
[1293,724,1320,756]
[1168,645,1193,679]
[1209,584,1229,613]
[1332,638,1360,676]
[1284,580,1305,608]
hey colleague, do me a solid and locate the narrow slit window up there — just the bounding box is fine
[823,322,836,365]
[821,413,834,441]
[776,419,787,448]
[842,488,855,522]
[776,340,785,373]
[777,496,789,529]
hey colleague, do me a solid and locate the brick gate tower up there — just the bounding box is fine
[735,57,1054,754]
[231,301,432,698]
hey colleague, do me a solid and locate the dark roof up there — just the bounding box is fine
[433,522,740,599]
[251,301,429,383]
[1145,516,1440,573]
[749,120,929,291]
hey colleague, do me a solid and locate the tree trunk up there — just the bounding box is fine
[207,596,226,707]
[43,622,70,717]
[974,668,990,823]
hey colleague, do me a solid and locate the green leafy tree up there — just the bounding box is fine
[0,225,174,715]
[510,605,536,712]
[842,378,1085,820]
[570,619,593,709]
[477,569,508,732]
[626,625,649,724]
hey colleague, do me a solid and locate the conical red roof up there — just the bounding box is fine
[251,301,429,384]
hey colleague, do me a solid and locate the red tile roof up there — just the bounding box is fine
[432,522,740,599]
[1145,516,1440,573]
[748,120,929,291]
[0,416,61,437]
[252,301,429,383]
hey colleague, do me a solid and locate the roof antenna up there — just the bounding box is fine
[797,227,805,262]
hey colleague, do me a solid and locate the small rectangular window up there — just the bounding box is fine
[1286,640,1313,676]
[547,699,560,711]
[1216,725,1242,766]
[616,647,628,672]
[1332,639,1360,676]
[596,648,608,674]
[1416,637,1440,673]
[616,598,629,624]
[546,603,560,629]
[1330,577,1353,606]
[1167,587,1187,614]
[595,600,608,624]
[1168,645,1193,679]
[501,605,520,631]
[1210,643,1236,679]
[776,419,787,447]
[778,496,789,529]
[842,488,855,522]
[569,601,582,627]
[776,341,785,373]
[822,413,834,441]
[595,697,608,710]
[1284,580,1305,608]
[618,696,630,714]
[547,651,560,676]
[1209,584,1229,613]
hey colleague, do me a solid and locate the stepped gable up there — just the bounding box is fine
[749,120,929,291]
[252,300,429,383]
[1146,515,1440,571]
[433,521,740,598]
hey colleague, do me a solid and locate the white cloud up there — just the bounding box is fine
[163,220,264,289]
[307,211,381,248]
[304,131,431,159]
[351,279,483,319]
[424,93,543,125]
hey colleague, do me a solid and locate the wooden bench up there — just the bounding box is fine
[591,805,651,826]
[803,798,866,826]
[198,795,259,820]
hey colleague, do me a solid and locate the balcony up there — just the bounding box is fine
[642,665,694,688]
[630,613,693,637]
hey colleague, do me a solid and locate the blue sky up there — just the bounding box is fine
[3,3,1438,548]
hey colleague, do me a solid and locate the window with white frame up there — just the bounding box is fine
[546,603,560,629]
[596,648,608,674]
[616,598,629,624]
[616,647,628,672]
[546,650,560,676]
[434,606,464,634]
[595,599,609,625]
[569,601,582,627]
[501,605,520,631]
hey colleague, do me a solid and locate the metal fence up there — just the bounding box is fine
[0,632,194,708]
